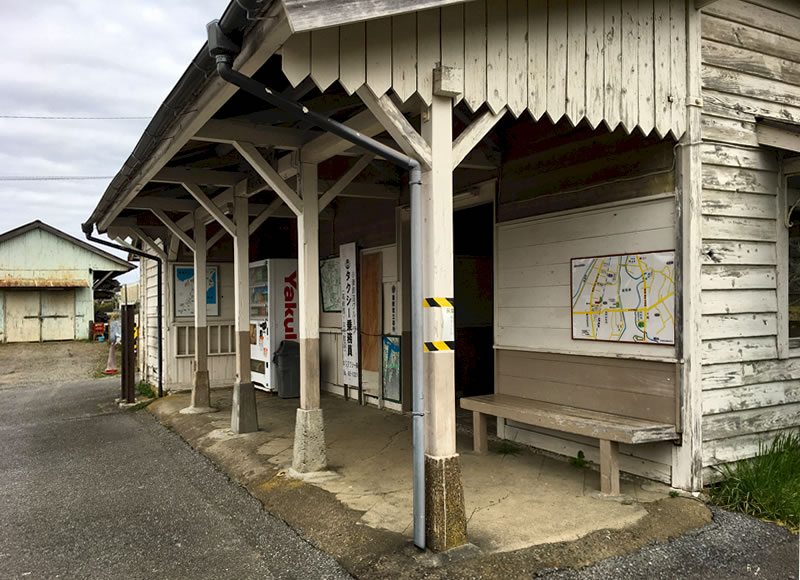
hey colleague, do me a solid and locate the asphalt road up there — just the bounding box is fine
[0,377,351,580]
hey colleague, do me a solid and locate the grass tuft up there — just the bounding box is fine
[136,382,156,399]
[709,431,800,532]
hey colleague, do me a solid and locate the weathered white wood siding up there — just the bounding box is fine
[281,0,688,137]
[699,0,800,471]
[138,256,236,390]
[172,262,236,389]
[496,197,677,359]
[495,197,678,482]
[140,253,164,386]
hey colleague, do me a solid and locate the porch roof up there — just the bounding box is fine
[86,0,691,236]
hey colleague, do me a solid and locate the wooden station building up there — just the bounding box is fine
[85,0,800,551]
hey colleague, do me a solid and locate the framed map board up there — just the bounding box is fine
[174,265,219,318]
[319,257,341,312]
[570,250,675,346]
[381,335,401,403]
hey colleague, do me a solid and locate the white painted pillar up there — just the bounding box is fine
[292,161,327,473]
[673,2,704,491]
[231,182,258,433]
[420,93,467,550]
[184,214,216,413]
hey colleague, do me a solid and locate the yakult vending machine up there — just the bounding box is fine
[248,258,298,391]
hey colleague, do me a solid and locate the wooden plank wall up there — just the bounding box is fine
[496,197,677,359]
[140,254,162,386]
[497,350,677,423]
[281,0,687,137]
[698,0,800,471]
[498,117,676,221]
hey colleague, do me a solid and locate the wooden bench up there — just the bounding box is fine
[460,394,678,495]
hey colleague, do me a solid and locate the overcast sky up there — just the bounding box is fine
[0,0,225,282]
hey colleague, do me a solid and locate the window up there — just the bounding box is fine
[176,323,235,357]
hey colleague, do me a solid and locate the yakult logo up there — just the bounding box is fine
[284,271,297,340]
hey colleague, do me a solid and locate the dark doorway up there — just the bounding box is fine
[453,203,494,398]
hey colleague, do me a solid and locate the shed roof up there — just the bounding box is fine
[0,221,134,272]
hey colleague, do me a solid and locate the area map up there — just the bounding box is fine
[570,251,675,345]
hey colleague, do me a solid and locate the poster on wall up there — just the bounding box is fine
[340,243,360,386]
[320,257,341,312]
[382,335,401,403]
[174,265,219,318]
[570,250,675,345]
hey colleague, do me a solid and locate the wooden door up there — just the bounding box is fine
[6,291,41,342]
[41,290,75,341]
[360,253,382,376]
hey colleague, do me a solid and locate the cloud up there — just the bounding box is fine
[0,0,224,283]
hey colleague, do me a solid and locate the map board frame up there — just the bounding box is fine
[381,335,402,404]
[570,249,675,347]
[173,265,219,318]
[319,256,342,313]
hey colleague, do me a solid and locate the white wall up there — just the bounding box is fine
[495,197,677,360]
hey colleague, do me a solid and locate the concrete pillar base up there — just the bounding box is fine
[425,453,468,552]
[292,408,327,473]
[231,381,258,433]
[190,370,213,409]
[179,405,218,415]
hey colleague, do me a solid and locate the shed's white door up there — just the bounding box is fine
[6,291,41,342]
[5,290,75,342]
[41,290,75,341]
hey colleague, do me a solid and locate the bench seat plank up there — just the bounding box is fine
[460,394,678,445]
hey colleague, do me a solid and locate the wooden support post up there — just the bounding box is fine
[298,162,321,412]
[673,0,704,492]
[421,93,467,551]
[599,440,621,496]
[473,411,488,454]
[190,214,213,411]
[231,183,259,433]
[292,161,327,473]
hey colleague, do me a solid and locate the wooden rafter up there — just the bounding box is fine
[234,141,304,216]
[318,154,375,211]
[452,107,506,170]
[152,166,247,187]
[150,208,196,252]
[182,182,237,236]
[357,86,432,169]
[249,198,284,235]
[194,118,320,149]
[128,196,199,212]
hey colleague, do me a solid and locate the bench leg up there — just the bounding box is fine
[599,440,620,496]
[473,411,488,454]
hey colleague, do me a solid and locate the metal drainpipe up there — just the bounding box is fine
[207,20,427,549]
[81,222,164,398]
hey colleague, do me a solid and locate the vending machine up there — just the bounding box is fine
[248,258,298,391]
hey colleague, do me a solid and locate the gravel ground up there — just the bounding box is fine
[0,341,113,387]
[537,507,798,579]
[0,376,352,579]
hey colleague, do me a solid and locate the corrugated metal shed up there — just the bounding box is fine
[0,221,133,342]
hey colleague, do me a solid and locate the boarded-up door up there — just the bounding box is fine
[360,253,382,378]
[6,291,41,342]
[41,290,75,341]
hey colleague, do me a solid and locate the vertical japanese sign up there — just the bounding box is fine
[340,243,360,386]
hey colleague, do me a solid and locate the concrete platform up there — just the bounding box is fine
[149,389,710,565]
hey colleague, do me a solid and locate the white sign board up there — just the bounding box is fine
[571,251,675,345]
[340,243,360,386]
[174,265,219,318]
